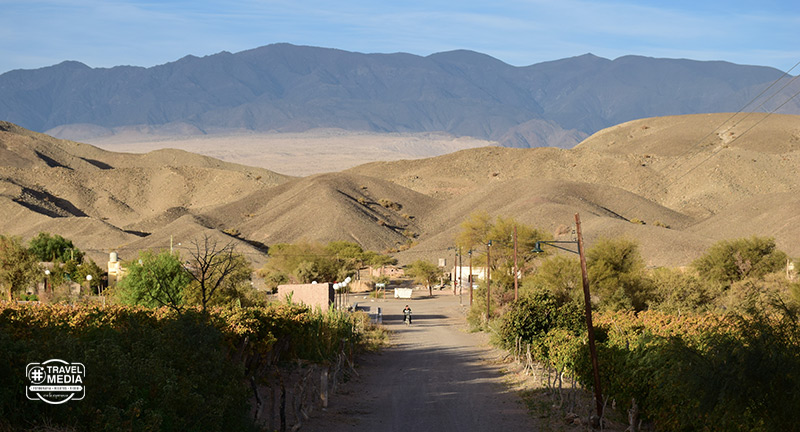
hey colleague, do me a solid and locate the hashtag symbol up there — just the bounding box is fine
[30,368,44,382]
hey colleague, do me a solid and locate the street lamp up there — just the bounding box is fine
[486,240,492,321]
[513,225,519,301]
[533,213,603,420]
[333,283,341,310]
[447,246,460,296]
[85,274,93,295]
[457,248,463,304]
[44,269,51,293]
[468,249,473,306]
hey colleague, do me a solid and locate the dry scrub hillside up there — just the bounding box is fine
[0,122,444,266]
[200,172,439,253]
[0,121,289,266]
[1,113,799,269]
[348,113,800,265]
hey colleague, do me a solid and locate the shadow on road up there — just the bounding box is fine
[303,295,536,432]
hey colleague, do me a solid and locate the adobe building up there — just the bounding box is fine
[277,283,336,311]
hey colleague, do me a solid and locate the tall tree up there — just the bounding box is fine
[28,232,84,262]
[487,216,548,275]
[186,235,245,311]
[693,236,787,286]
[405,260,442,296]
[259,241,396,290]
[116,250,190,311]
[0,235,38,300]
[456,211,492,251]
[456,213,549,287]
[184,252,253,307]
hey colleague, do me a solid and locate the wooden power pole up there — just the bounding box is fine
[576,213,603,420]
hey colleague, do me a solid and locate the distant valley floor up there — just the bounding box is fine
[85,129,497,176]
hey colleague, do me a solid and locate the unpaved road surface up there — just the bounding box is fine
[303,291,540,432]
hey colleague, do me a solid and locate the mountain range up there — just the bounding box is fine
[2,43,799,148]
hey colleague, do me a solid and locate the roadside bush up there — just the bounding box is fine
[498,289,583,360]
[0,302,364,432]
[647,267,712,314]
[587,237,653,311]
[577,310,800,431]
[693,236,787,287]
[522,255,582,305]
[0,305,252,432]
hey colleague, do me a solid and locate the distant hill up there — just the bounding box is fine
[1,44,799,148]
[1,113,799,269]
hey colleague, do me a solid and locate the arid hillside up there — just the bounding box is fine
[1,113,798,269]
[348,113,800,265]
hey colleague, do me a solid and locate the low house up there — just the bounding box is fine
[451,265,487,288]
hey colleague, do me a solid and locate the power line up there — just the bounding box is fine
[612,60,800,219]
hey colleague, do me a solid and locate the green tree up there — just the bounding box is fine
[362,251,398,268]
[648,267,711,313]
[74,258,105,295]
[456,211,492,250]
[291,260,315,283]
[405,260,442,296]
[260,241,395,288]
[116,251,191,311]
[587,237,652,311]
[486,216,549,286]
[0,235,38,300]
[693,236,787,287]
[523,255,583,306]
[499,288,584,354]
[456,213,549,308]
[28,232,84,262]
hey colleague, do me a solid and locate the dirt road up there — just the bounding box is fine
[302,291,540,432]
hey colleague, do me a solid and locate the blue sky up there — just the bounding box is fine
[2,0,799,74]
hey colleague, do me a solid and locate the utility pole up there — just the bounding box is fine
[576,213,603,420]
[486,240,492,321]
[513,225,519,301]
[468,249,473,306]
[453,248,458,295]
[458,247,462,304]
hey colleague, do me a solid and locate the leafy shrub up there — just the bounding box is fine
[522,255,582,305]
[0,302,364,432]
[693,236,787,287]
[498,289,583,359]
[587,237,653,311]
[578,310,800,431]
[647,267,711,313]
